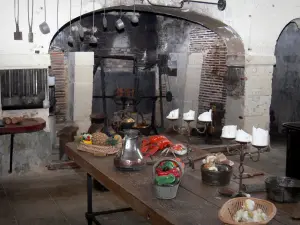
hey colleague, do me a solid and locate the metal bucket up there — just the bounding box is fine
[153,182,180,200]
[201,163,232,186]
[265,176,300,203]
[153,158,184,200]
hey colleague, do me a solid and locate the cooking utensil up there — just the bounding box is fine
[14,0,22,40]
[242,183,266,193]
[201,163,233,186]
[78,0,84,41]
[89,0,97,46]
[234,172,264,179]
[115,18,124,30]
[39,0,50,34]
[114,129,145,171]
[131,0,139,24]
[102,0,107,29]
[115,0,124,31]
[56,0,59,30]
[164,74,173,102]
[292,203,300,220]
[218,187,236,197]
[67,0,74,47]
[27,0,34,42]
[265,176,300,203]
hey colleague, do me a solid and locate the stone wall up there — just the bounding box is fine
[0,131,51,176]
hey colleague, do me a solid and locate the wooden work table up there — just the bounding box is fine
[65,142,298,225]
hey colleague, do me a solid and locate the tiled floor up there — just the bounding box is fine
[0,137,287,225]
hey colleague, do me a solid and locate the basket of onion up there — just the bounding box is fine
[219,198,276,224]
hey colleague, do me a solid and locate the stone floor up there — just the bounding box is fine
[0,137,287,225]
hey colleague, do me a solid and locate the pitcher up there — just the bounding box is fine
[114,129,145,171]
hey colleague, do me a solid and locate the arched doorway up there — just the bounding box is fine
[270,20,300,135]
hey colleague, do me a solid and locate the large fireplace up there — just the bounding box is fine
[50,10,228,134]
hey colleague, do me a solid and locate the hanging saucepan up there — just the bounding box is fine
[115,0,125,31]
[39,0,50,34]
[131,0,139,24]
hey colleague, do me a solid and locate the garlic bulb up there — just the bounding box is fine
[244,199,255,211]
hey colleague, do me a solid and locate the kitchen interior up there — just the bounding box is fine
[0,0,300,225]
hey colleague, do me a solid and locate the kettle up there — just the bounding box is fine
[114,129,145,171]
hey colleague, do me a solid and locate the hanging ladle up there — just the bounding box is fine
[78,0,84,41]
[67,0,74,47]
[89,0,97,47]
[27,0,34,42]
[131,0,139,24]
[39,0,50,34]
[14,0,22,40]
[102,0,107,29]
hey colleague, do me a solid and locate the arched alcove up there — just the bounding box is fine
[49,5,245,66]
[49,5,245,132]
[270,20,300,134]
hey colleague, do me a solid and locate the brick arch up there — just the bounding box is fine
[49,4,244,67]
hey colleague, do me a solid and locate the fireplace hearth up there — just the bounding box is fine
[50,10,228,134]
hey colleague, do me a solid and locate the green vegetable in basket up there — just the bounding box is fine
[155,174,176,186]
[162,161,175,171]
[105,137,118,146]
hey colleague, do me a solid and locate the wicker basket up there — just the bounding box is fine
[218,197,277,225]
[78,142,122,157]
[152,158,184,200]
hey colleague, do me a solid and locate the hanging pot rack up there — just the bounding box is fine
[146,0,226,11]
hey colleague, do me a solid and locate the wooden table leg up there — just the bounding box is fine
[9,134,14,174]
[85,173,132,225]
[85,173,95,225]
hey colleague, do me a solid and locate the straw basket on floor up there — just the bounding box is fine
[218,197,277,225]
[153,158,184,200]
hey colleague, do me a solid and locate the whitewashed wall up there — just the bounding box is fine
[0,0,299,132]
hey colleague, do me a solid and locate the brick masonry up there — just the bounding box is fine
[49,52,67,124]
[189,26,227,115]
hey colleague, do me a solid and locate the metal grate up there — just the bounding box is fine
[0,69,47,110]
